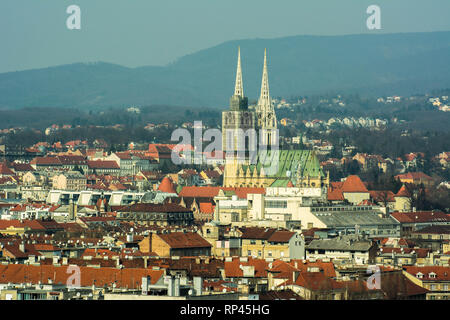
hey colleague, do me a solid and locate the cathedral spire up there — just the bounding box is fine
[258,48,270,107]
[234,46,244,97]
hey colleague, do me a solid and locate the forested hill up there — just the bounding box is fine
[0,31,449,109]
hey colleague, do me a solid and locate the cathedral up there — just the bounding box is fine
[222,48,329,189]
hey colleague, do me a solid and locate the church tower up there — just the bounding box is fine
[256,49,277,147]
[222,47,328,189]
[222,47,256,187]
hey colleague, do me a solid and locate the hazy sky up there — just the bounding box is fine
[1,0,449,73]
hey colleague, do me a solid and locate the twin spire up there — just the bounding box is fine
[233,47,270,105]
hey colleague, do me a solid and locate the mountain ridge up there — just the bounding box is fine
[1,31,449,109]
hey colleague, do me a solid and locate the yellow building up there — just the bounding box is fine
[240,227,304,259]
[403,266,450,300]
[394,185,412,212]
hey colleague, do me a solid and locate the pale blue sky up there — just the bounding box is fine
[1,0,449,73]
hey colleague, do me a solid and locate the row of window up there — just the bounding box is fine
[312,206,373,212]
[265,200,287,208]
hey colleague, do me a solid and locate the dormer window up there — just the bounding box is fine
[429,272,437,279]
[416,272,424,279]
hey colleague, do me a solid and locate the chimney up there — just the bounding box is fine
[166,276,175,297]
[144,256,148,269]
[127,233,134,243]
[19,242,25,253]
[292,271,300,283]
[174,277,180,297]
[193,276,202,296]
[141,276,150,295]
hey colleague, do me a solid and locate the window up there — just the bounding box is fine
[264,200,287,208]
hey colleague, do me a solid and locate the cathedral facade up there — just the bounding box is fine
[222,48,329,189]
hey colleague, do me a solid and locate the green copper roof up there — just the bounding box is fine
[243,149,323,186]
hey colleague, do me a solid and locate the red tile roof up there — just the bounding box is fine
[224,257,269,278]
[380,271,429,298]
[341,175,369,193]
[87,160,119,169]
[1,242,43,259]
[81,248,119,259]
[369,190,395,202]
[158,177,177,194]
[0,219,46,231]
[379,247,430,258]
[0,264,164,288]
[199,202,215,214]
[11,162,35,172]
[267,230,296,243]
[390,211,450,223]
[0,163,14,175]
[395,172,433,181]
[33,244,61,252]
[239,227,277,240]
[156,232,211,249]
[269,259,336,279]
[115,203,192,213]
[288,272,341,291]
[404,266,450,281]
[395,185,411,197]
[327,186,345,201]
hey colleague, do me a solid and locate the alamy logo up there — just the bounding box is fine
[366,5,381,30]
[366,265,381,290]
[66,5,81,30]
[171,121,279,174]
[66,265,81,288]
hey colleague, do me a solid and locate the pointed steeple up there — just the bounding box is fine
[258,48,270,107]
[234,46,244,97]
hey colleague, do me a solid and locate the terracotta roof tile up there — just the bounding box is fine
[158,177,177,194]
[404,266,450,281]
[156,232,211,249]
[341,175,369,193]
[0,264,164,288]
[390,211,450,223]
[87,160,119,169]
